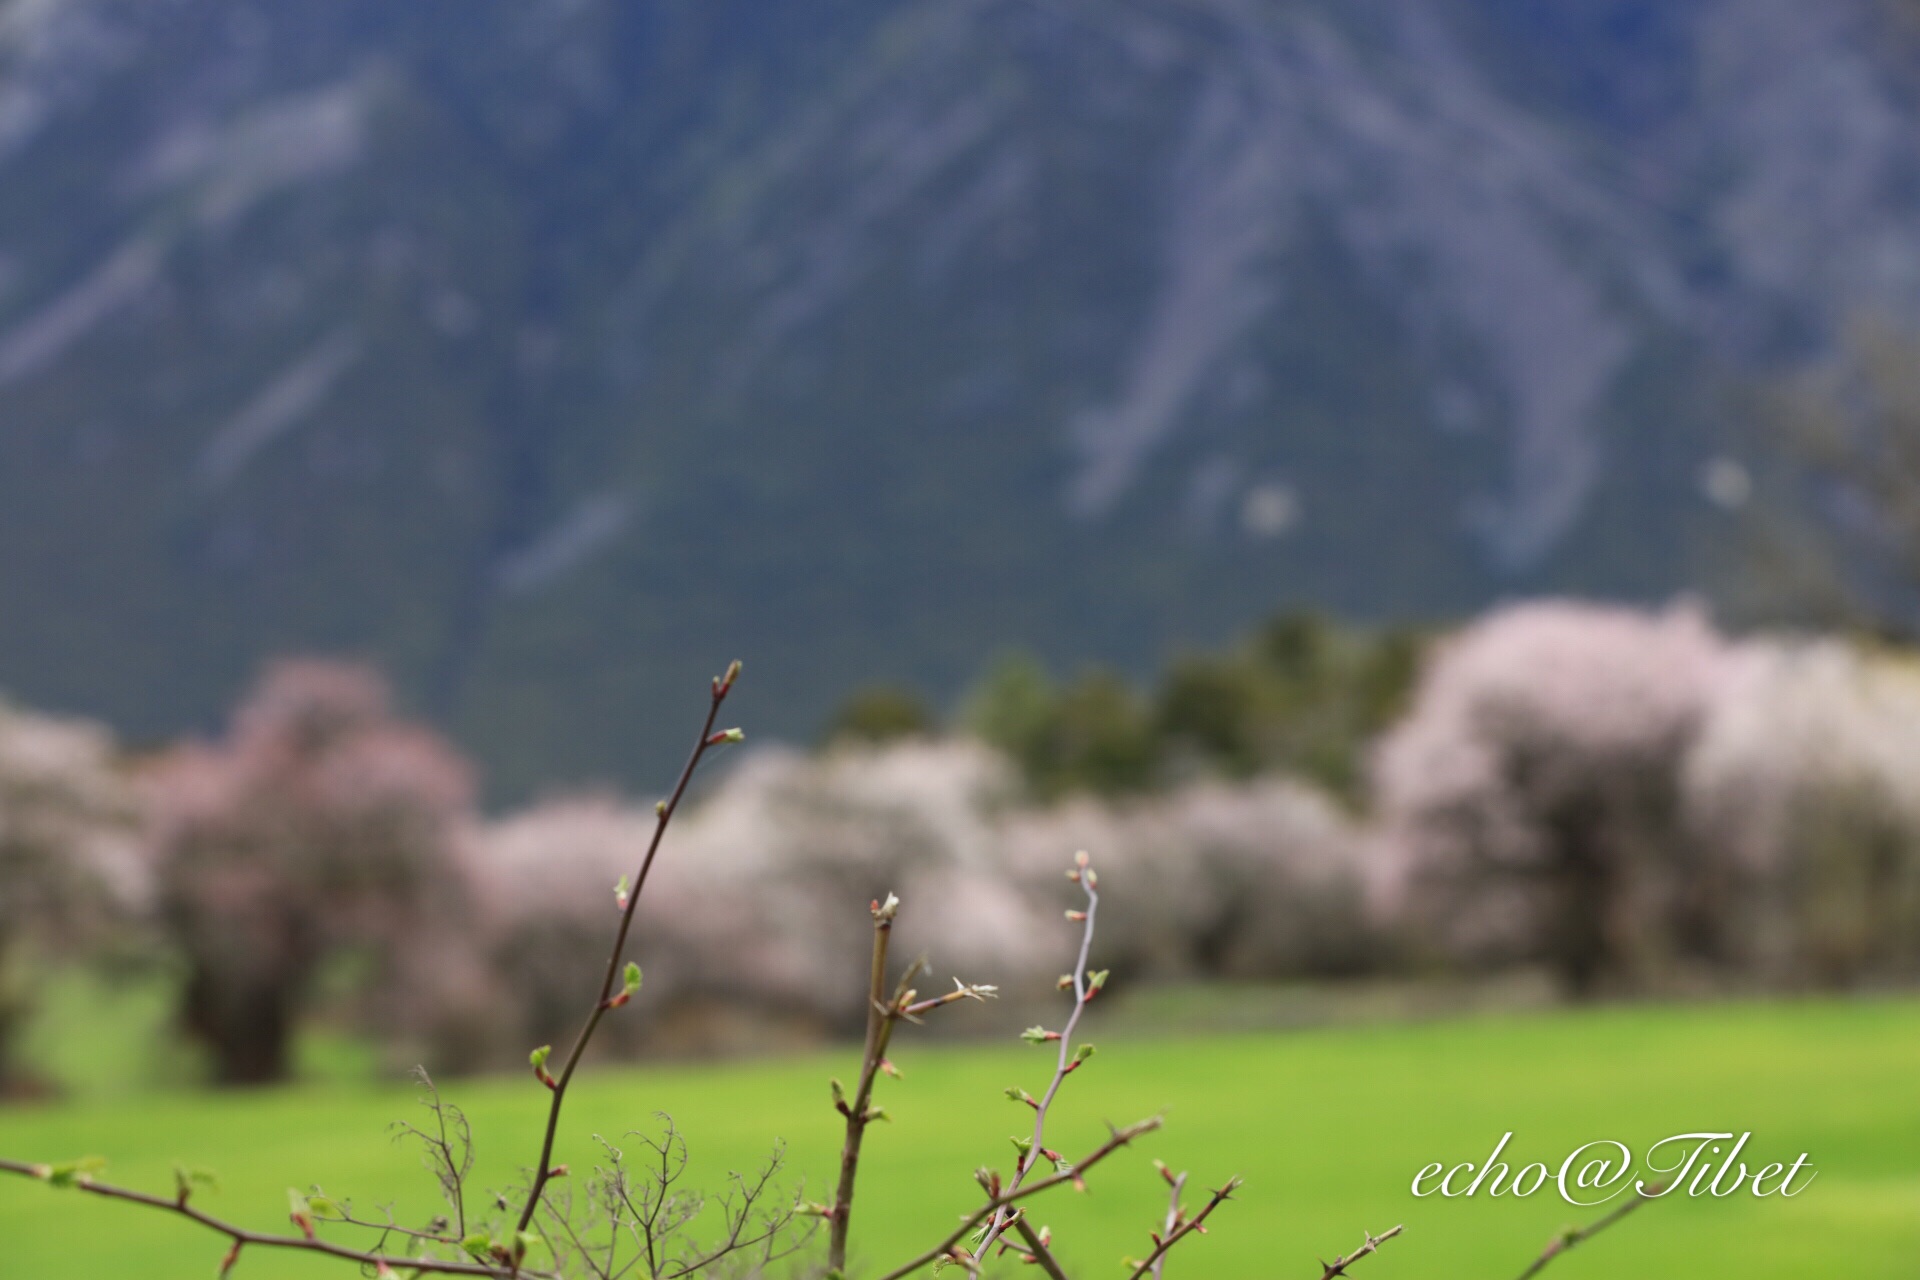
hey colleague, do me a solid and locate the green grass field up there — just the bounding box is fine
[2,996,1916,1278]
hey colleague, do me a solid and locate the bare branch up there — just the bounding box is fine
[1313,1223,1403,1280]
[391,1068,474,1240]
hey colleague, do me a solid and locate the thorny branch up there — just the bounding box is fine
[1122,1176,1242,1279]
[1510,1182,1665,1280]
[1313,1223,1403,1279]
[1147,1166,1186,1280]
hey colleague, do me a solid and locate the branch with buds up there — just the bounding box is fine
[972,851,1134,1266]
[1122,1175,1244,1278]
[871,1116,1166,1280]
[857,851,1240,1280]
[824,891,998,1273]
[512,662,744,1242]
[0,1156,534,1278]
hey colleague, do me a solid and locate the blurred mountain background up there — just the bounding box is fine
[5,0,1920,795]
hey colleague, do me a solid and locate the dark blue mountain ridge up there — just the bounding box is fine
[0,0,1916,795]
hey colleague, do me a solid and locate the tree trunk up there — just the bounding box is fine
[184,966,294,1086]
[1549,795,1610,998]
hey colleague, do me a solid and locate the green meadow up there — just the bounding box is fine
[1,996,1916,1278]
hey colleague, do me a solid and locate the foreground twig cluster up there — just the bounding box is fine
[0,664,1670,1279]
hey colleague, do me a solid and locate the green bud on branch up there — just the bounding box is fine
[41,1157,107,1189]
[172,1164,218,1206]
[606,961,643,1009]
[287,1189,315,1240]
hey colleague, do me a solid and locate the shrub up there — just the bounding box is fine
[822,686,936,745]
[964,614,1422,803]
[1154,613,1422,800]
[968,661,1156,799]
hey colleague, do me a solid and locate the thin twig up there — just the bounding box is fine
[1123,1177,1241,1279]
[1315,1224,1403,1279]
[0,1158,535,1278]
[514,664,743,1242]
[334,1210,458,1246]
[873,1117,1164,1280]
[391,1068,472,1241]
[976,854,1102,1260]
[1510,1183,1664,1280]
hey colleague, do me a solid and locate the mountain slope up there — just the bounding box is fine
[2,0,1919,794]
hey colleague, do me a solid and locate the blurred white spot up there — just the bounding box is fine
[1701,456,1752,509]
[1240,481,1300,538]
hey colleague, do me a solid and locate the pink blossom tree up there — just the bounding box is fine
[0,698,137,1089]
[1372,600,1731,995]
[142,660,480,1084]
[1685,639,1920,983]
